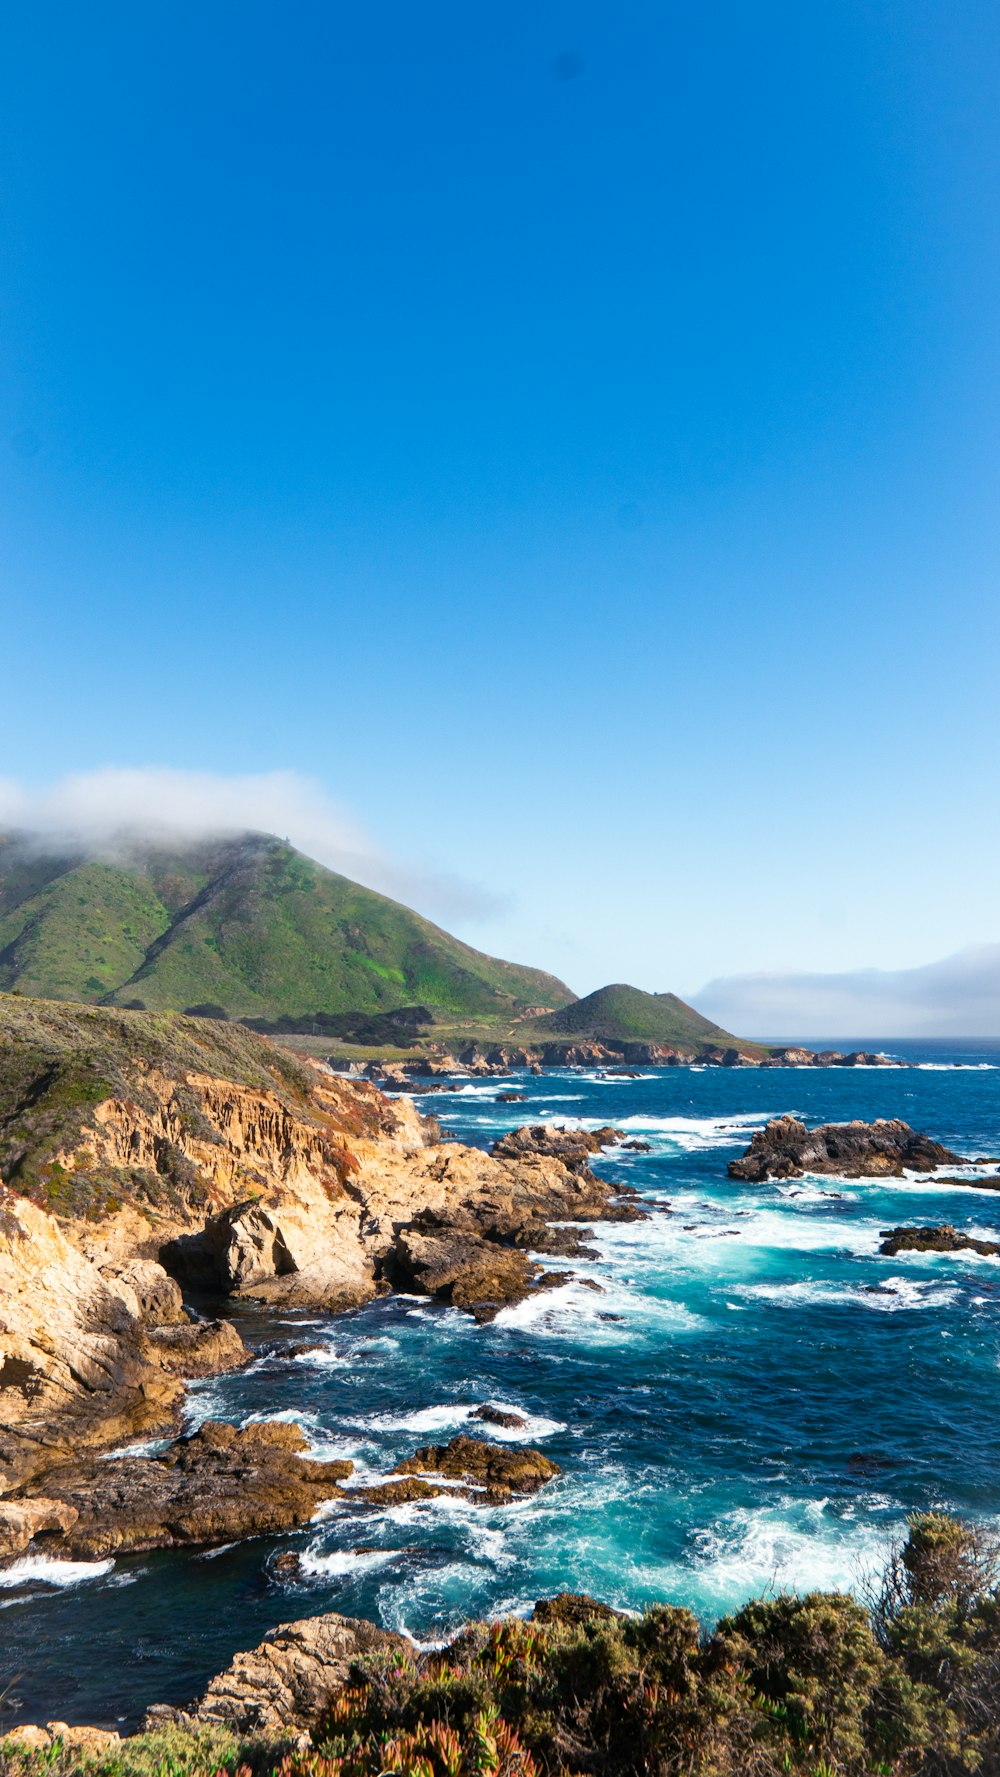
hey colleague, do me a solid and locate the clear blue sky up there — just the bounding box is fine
[2,1,999,999]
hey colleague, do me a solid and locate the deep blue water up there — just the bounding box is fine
[3,1041,1000,1729]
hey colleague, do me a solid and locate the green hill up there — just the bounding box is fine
[523,982,748,1050]
[0,832,573,1022]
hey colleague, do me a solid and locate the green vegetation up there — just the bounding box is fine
[0,992,327,1217]
[4,1514,1000,1775]
[522,983,750,1052]
[0,834,572,1023]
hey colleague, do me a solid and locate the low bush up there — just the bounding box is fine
[4,1515,999,1777]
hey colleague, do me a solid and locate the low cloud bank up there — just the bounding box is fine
[0,767,505,926]
[693,945,1000,1039]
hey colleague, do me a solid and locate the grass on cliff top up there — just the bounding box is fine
[0,831,574,1022]
[0,993,319,1219]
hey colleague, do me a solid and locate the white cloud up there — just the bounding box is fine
[0,767,505,926]
[692,945,1000,1039]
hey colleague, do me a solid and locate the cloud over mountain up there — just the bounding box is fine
[0,767,504,927]
[693,946,1000,1039]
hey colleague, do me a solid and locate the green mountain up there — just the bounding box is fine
[523,982,748,1050]
[0,832,574,1021]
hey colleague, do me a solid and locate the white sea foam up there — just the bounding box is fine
[439,1082,513,1098]
[239,1407,361,1464]
[774,1181,860,1204]
[101,1436,168,1459]
[594,1200,877,1265]
[609,1111,772,1152]
[291,1343,347,1368]
[364,1402,565,1440]
[916,1062,998,1071]
[587,1073,659,1085]
[734,1275,961,1311]
[0,1555,115,1588]
[298,1546,400,1579]
[490,1277,705,1341]
[686,1500,896,1600]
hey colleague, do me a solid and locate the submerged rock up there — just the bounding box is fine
[728,1116,961,1182]
[878,1224,1000,1256]
[471,1404,529,1428]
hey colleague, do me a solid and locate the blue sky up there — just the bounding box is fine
[2,1,999,1012]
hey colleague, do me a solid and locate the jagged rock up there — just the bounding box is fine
[0,1191,187,1493]
[533,1592,623,1624]
[0,1727,119,1755]
[106,1259,185,1325]
[2,1020,643,1506]
[0,1725,54,1751]
[507,1221,599,1258]
[352,1476,454,1505]
[390,1226,542,1321]
[471,1405,528,1428]
[49,1724,122,1753]
[0,1495,79,1559]
[728,1116,961,1182]
[392,1434,559,1499]
[763,1047,902,1068]
[28,1419,352,1559]
[879,1224,1000,1257]
[490,1124,624,1171]
[144,1611,408,1736]
[146,1315,250,1378]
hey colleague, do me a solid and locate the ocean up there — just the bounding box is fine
[3,1039,999,1728]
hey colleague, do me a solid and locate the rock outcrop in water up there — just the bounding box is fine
[878,1224,1000,1257]
[392,1432,560,1497]
[728,1115,961,1181]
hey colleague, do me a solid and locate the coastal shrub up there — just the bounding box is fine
[8,1517,1000,1777]
[0,1725,284,1776]
[868,1512,1000,1773]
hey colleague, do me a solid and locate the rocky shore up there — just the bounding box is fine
[0,996,636,1564]
[6,1514,1000,1775]
[878,1223,1000,1257]
[357,1041,904,1083]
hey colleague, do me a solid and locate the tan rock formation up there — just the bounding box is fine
[144,1611,408,1736]
[1,1005,637,1516]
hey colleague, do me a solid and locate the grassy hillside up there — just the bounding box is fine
[523,982,748,1049]
[0,833,573,1022]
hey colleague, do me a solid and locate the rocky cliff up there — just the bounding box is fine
[0,995,636,1501]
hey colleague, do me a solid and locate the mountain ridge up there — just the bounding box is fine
[0,831,573,1022]
[521,981,749,1050]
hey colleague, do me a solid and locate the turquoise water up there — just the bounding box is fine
[3,1041,1000,1729]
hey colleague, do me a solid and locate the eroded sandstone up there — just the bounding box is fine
[144,1611,409,1737]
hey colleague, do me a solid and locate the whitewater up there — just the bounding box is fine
[4,1038,1000,1727]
